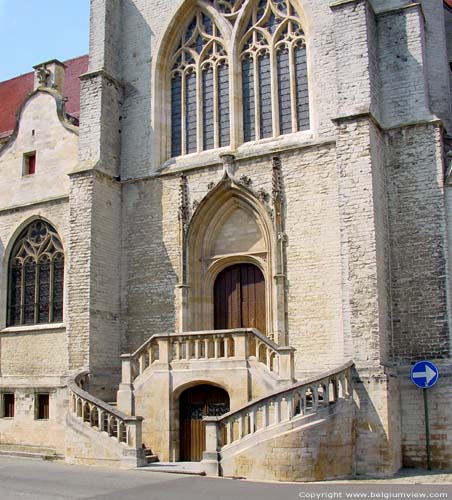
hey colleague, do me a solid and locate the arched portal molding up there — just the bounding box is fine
[179,160,286,343]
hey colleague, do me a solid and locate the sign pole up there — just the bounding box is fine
[423,388,432,471]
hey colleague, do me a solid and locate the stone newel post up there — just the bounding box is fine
[201,416,220,477]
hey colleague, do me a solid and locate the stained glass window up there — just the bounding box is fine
[240,0,310,142]
[168,0,309,157]
[7,221,64,326]
[171,11,230,156]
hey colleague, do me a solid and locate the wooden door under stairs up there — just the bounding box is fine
[179,385,230,462]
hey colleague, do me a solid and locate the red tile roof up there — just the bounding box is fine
[0,55,88,140]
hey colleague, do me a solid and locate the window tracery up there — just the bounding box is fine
[168,0,309,159]
[8,220,64,327]
[171,11,230,157]
[240,0,309,141]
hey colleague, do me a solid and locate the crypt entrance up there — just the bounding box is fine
[179,384,230,462]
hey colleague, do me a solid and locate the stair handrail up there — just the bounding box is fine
[120,328,295,384]
[68,370,143,448]
[203,360,354,453]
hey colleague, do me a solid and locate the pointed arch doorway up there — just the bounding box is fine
[214,263,266,334]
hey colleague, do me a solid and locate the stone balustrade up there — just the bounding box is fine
[68,371,143,449]
[201,361,354,476]
[120,328,295,385]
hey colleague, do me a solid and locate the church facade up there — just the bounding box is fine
[1,0,452,481]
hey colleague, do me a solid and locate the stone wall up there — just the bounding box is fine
[386,124,450,362]
[399,362,452,469]
[220,398,354,482]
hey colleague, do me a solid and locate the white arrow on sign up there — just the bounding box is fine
[413,365,437,385]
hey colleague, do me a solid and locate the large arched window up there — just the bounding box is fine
[240,0,309,141]
[171,10,230,157]
[167,0,309,160]
[7,220,64,327]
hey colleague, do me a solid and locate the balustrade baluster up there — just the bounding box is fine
[324,381,330,405]
[250,409,256,435]
[224,337,230,358]
[266,349,272,370]
[175,341,181,360]
[214,338,220,358]
[262,404,269,428]
[274,399,281,424]
[227,420,233,445]
[204,339,209,358]
[185,340,191,360]
[300,391,306,415]
[194,339,200,359]
[238,414,244,439]
[287,395,294,420]
[313,388,318,411]
[139,354,146,375]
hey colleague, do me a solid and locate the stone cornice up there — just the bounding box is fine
[0,195,69,215]
[79,68,122,89]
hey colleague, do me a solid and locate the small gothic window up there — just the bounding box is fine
[7,220,64,327]
[240,0,309,142]
[171,11,230,157]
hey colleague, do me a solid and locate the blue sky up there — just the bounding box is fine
[0,0,90,82]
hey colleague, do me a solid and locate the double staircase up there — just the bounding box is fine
[66,329,354,479]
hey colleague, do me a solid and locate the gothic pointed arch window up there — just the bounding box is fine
[166,0,309,160]
[240,0,309,141]
[171,10,230,157]
[7,220,64,327]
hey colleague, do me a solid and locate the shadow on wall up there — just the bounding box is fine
[117,2,178,350]
[123,176,178,352]
[120,0,155,179]
[352,367,401,477]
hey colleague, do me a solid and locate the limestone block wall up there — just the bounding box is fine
[377,4,431,128]
[353,368,402,476]
[219,398,354,482]
[0,387,68,454]
[386,124,450,362]
[67,171,123,399]
[399,363,452,469]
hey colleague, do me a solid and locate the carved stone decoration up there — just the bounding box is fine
[179,174,189,285]
[178,174,189,232]
[444,133,452,185]
[207,182,216,191]
[220,153,236,177]
[271,156,288,344]
[239,175,252,186]
[192,200,200,212]
[258,188,270,203]
[272,156,284,208]
[36,65,51,87]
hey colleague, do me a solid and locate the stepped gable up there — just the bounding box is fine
[0,54,88,140]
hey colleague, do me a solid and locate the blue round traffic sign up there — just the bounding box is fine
[410,361,439,389]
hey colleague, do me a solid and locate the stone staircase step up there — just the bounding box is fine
[143,447,159,464]
[0,445,63,461]
[139,462,206,476]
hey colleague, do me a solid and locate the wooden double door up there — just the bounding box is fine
[214,263,266,334]
[179,385,230,462]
